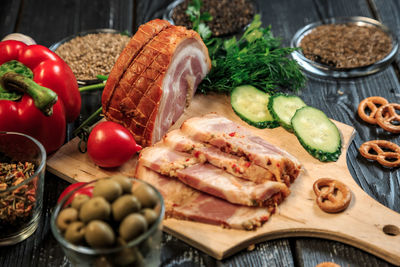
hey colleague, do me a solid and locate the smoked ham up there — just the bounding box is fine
[180,114,302,185]
[139,145,290,206]
[135,161,272,230]
[164,130,276,183]
[135,114,302,230]
[102,19,211,147]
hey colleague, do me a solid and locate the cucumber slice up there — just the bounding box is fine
[268,93,306,131]
[231,85,279,128]
[292,106,342,162]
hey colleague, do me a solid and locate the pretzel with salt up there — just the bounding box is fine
[359,140,400,168]
[357,96,388,124]
[313,178,351,213]
[375,103,400,133]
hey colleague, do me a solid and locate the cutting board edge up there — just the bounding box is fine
[163,220,400,265]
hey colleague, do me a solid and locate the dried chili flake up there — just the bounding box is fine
[0,161,36,226]
[300,23,392,69]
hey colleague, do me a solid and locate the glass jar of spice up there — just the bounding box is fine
[291,16,399,78]
[0,132,46,245]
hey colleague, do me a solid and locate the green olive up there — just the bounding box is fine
[64,221,85,245]
[132,183,158,208]
[93,179,122,202]
[84,220,115,248]
[71,194,90,211]
[140,208,158,225]
[112,195,141,221]
[119,213,148,242]
[56,207,78,232]
[79,197,111,223]
[110,175,132,193]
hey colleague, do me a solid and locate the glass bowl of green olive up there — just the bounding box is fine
[51,175,164,267]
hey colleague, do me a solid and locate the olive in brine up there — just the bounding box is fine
[57,207,78,231]
[119,213,148,242]
[132,183,158,208]
[110,175,132,193]
[84,220,115,248]
[71,194,90,211]
[93,179,122,202]
[112,195,141,221]
[79,197,111,223]
[64,221,85,244]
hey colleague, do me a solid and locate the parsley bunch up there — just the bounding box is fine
[186,0,306,94]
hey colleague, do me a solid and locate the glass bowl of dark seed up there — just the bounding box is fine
[164,0,257,37]
[49,29,131,85]
[291,16,399,78]
[0,132,46,245]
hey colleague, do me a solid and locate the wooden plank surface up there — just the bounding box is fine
[1,0,399,266]
[0,0,21,39]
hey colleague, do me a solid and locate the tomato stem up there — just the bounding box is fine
[79,82,105,92]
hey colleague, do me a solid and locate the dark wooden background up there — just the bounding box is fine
[1,0,399,266]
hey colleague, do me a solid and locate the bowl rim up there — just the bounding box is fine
[290,16,399,78]
[50,177,165,255]
[0,131,46,193]
[49,28,131,85]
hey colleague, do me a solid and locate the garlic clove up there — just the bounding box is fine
[2,33,36,45]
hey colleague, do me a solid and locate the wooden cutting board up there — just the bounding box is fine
[47,93,400,266]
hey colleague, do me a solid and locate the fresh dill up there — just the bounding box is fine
[186,0,306,94]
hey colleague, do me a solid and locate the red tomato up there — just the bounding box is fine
[57,182,94,206]
[87,121,142,168]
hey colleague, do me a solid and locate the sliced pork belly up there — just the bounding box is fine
[102,19,211,147]
[139,146,290,206]
[180,113,302,185]
[135,161,272,230]
[164,130,275,183]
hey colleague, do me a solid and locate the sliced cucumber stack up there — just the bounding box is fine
[268,93,306,131]
[291,106,342,162]
[231,85,279,129]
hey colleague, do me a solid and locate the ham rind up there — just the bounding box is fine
[180,113,302,185]
[102,19,211,147]
[139,146,290,206]
[135,161,272,230]
[164,130,276,183]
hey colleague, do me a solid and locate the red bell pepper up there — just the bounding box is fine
[0,40,82,153]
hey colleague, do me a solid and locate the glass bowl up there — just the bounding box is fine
[51,177,165,267]
[0,132,46,245]
[290,16,399,78]
[163,0,259,37]
[49,29,131,85]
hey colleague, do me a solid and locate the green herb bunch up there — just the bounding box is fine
[186,0,306,94]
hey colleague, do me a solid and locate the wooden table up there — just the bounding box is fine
[1,0,399,266]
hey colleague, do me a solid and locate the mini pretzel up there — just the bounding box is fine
[375,103,400,133]
[315,262,341,267]
[358,96,389,124]
[359,140,400,167]
[313,178,351,213]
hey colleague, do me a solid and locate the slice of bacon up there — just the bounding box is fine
[102,19,211,147]
[164,129,276,183]
[139,146,290,206]
[180,113,302,185]
[135,161,272,230]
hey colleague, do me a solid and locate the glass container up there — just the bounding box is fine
[51,178,165,267]
[291,16,399,78]
[0,132,46,245]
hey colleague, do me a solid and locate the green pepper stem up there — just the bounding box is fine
[79,83,105,92]
[0,72,57,116]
